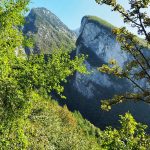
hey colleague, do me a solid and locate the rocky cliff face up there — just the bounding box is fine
[63,16,150,129]
[23,8,150,129]
[75,16,130,99]
[23,7,76,54]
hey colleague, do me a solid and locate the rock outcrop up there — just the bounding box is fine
[63,16,150,129]
[23,8,150,129]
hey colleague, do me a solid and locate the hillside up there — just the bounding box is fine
[1,92,101,149]
[23,7,76,54]
[3,92,149,149]
[29,98,101,149]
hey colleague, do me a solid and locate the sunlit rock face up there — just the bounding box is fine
[63,16,150,129]
[74,16,130,99]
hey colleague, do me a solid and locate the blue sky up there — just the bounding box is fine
[29,0,149,36]
[30,0,126,30]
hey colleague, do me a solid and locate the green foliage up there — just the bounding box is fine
[95,0,150,108]
[1,91,101,149]
[99,113,150,150]
[85,15,115,30]
[26,93,101,150]
[74,111,101,139]
[0,0,87,149]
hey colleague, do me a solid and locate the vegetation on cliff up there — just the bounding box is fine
[84,15,115,30]
[24,7,76,54]
[96,0,150,110]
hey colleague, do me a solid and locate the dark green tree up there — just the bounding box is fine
[95,0,150,110]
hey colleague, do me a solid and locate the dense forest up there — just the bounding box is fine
[0,0,150,149]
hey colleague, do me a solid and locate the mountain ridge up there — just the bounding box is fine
[23,7,150,130]
[23,7,76,54]
[63,14,150,130]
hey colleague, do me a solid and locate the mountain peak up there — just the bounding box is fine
[31,7,49,11]
[28,7,64,28]
[30,7,55,17]
[24,7,76,54]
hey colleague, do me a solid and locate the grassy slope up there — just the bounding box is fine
[85,15,115,30]
[26,94,101,149]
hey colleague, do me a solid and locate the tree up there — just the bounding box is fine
[100,113,150,150]
[95,0,150,110]
[0,0,87,148]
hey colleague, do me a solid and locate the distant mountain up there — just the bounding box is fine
[73,28,80,37]
[23,7,76,54]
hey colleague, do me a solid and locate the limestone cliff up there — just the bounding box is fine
[63,16,150,129]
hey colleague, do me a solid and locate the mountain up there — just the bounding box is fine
[73,28,80,37]
[23,7,76,54]
[23,7,150,130]
[62,15,150,129]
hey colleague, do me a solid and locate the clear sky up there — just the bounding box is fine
[29,0,126,30]
[29,0,149,36]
